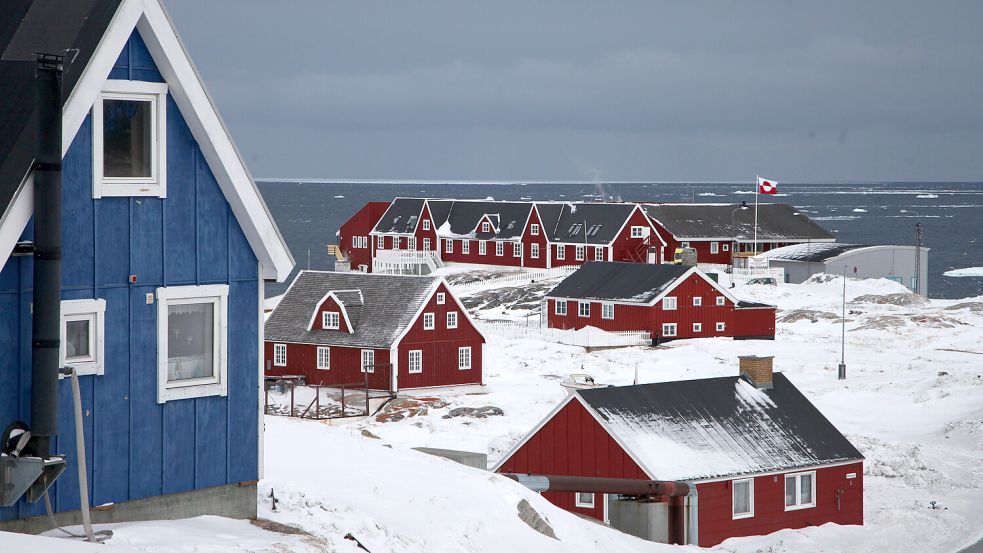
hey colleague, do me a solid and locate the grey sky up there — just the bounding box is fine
[164,1,983,182]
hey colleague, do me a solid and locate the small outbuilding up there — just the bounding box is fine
[760,243,930,296]
[493,356,864,547]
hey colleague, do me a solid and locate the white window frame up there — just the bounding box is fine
[446,311,458,329]
[407,236,417,250]
[575,492,595,508]
[392,236,401,250]
[60,298,107,377]
[514,242,522,257]
[556,244,565,260]
[575,245,585,261]
[496,241,504,256]
[662,322,677,337]
[422,219,431,231]
[482,221,491,233]
[555,300,567,316]
[723,243,730,252]
[423,312,435,330]
[462,240,470,254]
[693,296,702,307]
[530,223,540,235]
[377,235,385,249]
[710,241,719,254]
[663,296,677,310]
[458,346,472,370]
[732,478,755,519]
[423,238,431,251]
[531,243,540,259]
[594,247,604,261]
[322,311,340,330]
[693,322,702,333]
[601,302,614,320]
[408,350,423,374]
[436,292,446,305]
[784,471,817,511]
[156,284,228,403]
[93,80,168,198]
[316,346,330,370]
[273,343,287,367]
[716,295,726,306]
[445,239,453,253]
[479,241,487,255]
[578,301,590,318]
[361,349,375,373]
[716,322,726,332]
[681,241,690,248]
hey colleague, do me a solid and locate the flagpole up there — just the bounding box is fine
[753,175,759,256]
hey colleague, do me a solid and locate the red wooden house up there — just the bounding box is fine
[338,201,390,271]
[493,356,864,546]
[264,271,485,392]
[545,262,776,341]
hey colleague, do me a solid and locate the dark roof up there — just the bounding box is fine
[736,300,774,309]
[1,0,122,221]
[578,373,863,481]
[546,261,691,303]
[642,203,834,241]
[426,199,454,229]
[442,201,532,240]
[265,271,438,348]
[761,243,871,263]
[534,203,564,237]
[550,203,637,244]
[373,198,425,234]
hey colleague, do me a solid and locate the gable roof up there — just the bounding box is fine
[545,261,691,303]
[442,201,532,240]
[0,0,294,280]
[642,203,834,241]
[550,202,637,244]
[266,270,441,349]
[374,198,425,234]
[576,373,864,481]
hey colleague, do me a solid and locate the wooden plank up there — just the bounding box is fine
[61,115,95,289]
[95,198,130,286]
[128,285,163,499]
[130,198,164,286]
[91,286,130,505]
[162,399,195,495]
[226,280,259,483]
[195,149,228,284]
[163,96,197,285]
[194,395,228,488]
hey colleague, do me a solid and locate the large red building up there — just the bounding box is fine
[545,262,776,341]
[494,357,864,546]
[264,271,485,392]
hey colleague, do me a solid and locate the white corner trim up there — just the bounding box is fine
[0,173,33,271]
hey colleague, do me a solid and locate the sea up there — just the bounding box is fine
[257,181,983,300]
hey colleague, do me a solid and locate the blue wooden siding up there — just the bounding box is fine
[0,28,259,521]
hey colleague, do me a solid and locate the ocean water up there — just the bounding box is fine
[257,181,983,300]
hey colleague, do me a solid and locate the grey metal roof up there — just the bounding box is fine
[1,0,122,221]
[443,201,532,240]
[373,198,425,234]
[578,373,864,481]
[642,203,834,241]
[426,199,454,229]
[534,203,565,237]
[265,270,438,348]
[760,243,870,263]
[545,261,691,303]
[550,203,637,244]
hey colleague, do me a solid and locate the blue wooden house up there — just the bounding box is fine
[0,0,294,529]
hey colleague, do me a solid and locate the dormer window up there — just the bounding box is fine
[322,311,340,330]
[93,80,168,198]
[482,221,491,233]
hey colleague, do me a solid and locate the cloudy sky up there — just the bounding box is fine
[165,1,983,182]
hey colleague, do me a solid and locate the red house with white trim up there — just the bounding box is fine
[264,271,484,392]
[494,356,864,546]
[545,262,776,341]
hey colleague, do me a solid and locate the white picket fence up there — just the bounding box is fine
[453,266,577,295]
[730,267,785,285]
[372,250,444,275]
[479,321,650,348]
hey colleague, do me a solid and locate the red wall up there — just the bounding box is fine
[521,208,549,269]
[441,238,523,267]
[733,306,777,339]
[695,462,864,547]
[414,203,438,253]
[312,295,351,333]
[264,341,393,390]
[496,399,648,522]
[339,201,389,271]
[550,243,607,267]
[610,208,667,263]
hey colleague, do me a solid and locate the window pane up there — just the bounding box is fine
[103,99,152,178]
[66,319,90,359]
[167,302,214,381]
[785,476,797,507]
[733,481,750,514]
[800,474,813,504]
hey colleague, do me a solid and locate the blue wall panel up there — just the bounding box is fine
[62,116,95,290]
[91,286,131,506]
[127,285,162,499]
[164,96,196,285]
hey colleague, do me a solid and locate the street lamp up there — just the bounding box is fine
[900,209,923,295]
[839,265,847,380]
[730,201,749,267]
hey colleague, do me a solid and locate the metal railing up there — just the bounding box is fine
[264,363,394,420]
[372,249,444,275]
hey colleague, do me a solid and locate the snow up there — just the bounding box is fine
[944,267,983,277]
[917,194,940,199]
[853,208,867,213]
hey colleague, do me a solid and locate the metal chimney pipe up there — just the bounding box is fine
[30,53,64,459]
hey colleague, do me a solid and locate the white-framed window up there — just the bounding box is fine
[575,245,585,261]
[479,241,487,255]
[716,322,726,332]
[393,236,401,250]
[462,240,470,254]
[556,245,566,260]
[681,241,690,248]
[514,242,522,257]
[377,235,385,249]
[693,322,702,333]
[662,322,677,337]
[447,311,458,329]
[423,312,435,330]
[594,247,604,261]
[482,221,490,233]
[630,226,645,238]
[662,296,677,310]
[723,243,730,252]
[578,301,590,318]
[60,299,107,377]
[423,238,431,251]
[322,311,340,330]
[528,224,539,236]
[785,471,816,511]
[458,346,472,370]
[316,347,330,370]
[710,241,719,254]
[496,241,504,256]
[732,478,754,519]
[408,350,423,374]
[422,219,431,231]
[693,296,702,307]
[445,239,454,253]
[93,80,168,198]
[156,284,228,403]
[575,492,595,508]
[273,343,286,367]
[407,236,417,250]
[361,349,375,373]
[351,236,357,248]
[601,303,614,320]
[531,244,540,259]
[555,300,567,316]
[436,292,446,305]
[716,296,726,306]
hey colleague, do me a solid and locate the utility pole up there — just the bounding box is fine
[914,221,923,296]
[839,265,847,380]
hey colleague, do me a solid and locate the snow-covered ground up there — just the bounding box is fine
[12,270,983,552]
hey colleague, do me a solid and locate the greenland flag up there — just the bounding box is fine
[757,176,778,194]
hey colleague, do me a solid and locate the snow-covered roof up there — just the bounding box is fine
[578,373,863,481]
[265,270,438,348]
[545,261,691,303]
[760,242,928,263]
[642,203,834,241]
[374,198,425,234]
